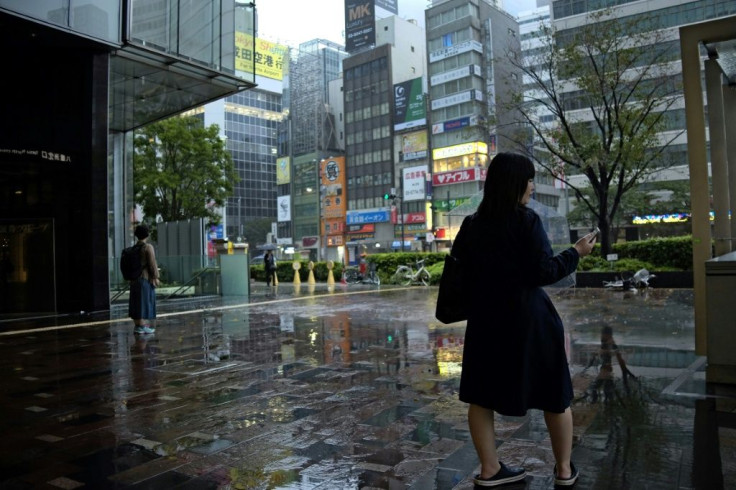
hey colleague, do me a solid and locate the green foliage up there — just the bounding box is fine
[612,236,693,271]
[134,115,237,226]
[578,235,693,271]
[502,8,684,256]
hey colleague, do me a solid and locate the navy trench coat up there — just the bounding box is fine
[451,208,579,416]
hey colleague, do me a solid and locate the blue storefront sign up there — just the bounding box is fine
[346,209,390,225]
[208,224,224,240]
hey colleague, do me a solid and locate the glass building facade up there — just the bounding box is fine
[224,90,283,238]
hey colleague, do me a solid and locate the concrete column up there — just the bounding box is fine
[724,85,736,251]
[705,60,730,257]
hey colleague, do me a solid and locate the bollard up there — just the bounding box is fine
[307,261,316,285]
[292,261,301,285]
[327,260,335,285]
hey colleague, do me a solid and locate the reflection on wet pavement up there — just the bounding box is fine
[0,286,732,489]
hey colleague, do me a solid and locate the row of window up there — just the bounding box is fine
[349,148,393,166]
[430,75,484,99]
[348,171,393,188]
[345,80,390,101]
[429,50,483,76]
[430,100,480,124]
[345,58,389,80]
[346,126,391,145]
[427,3,478,30]
[428,26,475,52]
[344,103,390,123]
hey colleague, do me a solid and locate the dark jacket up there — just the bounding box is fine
[451,207,579,416]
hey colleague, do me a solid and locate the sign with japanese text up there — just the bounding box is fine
[399,131,428,161]
[235,32,288,80]
[321,157,346,219]
[432,168,487,186]
[346,208,390,225]
[402,165,428,202]
[432,141,488,160]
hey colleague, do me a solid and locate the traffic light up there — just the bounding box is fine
[383,192,397,200]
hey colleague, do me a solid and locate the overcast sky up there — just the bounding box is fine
[256,0,538,48]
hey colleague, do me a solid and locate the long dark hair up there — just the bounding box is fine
[477,152,535,219]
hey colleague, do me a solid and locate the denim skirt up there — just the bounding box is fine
[129,277,156,320]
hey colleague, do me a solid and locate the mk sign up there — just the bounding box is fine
[348,2,371,20]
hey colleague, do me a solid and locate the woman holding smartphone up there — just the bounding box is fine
[451,153,597,487]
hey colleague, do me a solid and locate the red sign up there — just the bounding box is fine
[432,167,486,186]
[404,212,426,224]
[302,236,319,248]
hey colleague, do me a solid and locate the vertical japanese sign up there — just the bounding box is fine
[403,165,428,202]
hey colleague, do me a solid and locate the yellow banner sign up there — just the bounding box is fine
[235,32,288,80]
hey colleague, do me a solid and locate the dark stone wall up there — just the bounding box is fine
[0,13,110,314]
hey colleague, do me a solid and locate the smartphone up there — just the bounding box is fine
[589,227,601,243]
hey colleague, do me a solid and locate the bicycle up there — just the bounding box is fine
[392,259,430,286]
[343,265,381,285]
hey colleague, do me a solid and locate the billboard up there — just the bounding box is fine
[235,33,288,80]
[345,0,375,52]
[394,78,426,131]
[276,156,290,185]
[402,165,428,202]
[277,195,291,222]
[320,157,347,219]
[375,0,398,17]
[399,130,428,161]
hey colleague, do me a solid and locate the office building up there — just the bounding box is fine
[342,15,428,259]
[0,1,256,316]
[425,0,524,243]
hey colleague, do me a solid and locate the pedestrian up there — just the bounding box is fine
[129,225,160,334]
[451,152,596,487]
[264,250,276,286]
[359,253,367,279]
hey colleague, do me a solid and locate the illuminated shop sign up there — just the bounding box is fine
[432,168,486,186]
[631,212,723,224]
[432,142,488,160]
[346,208,390,224]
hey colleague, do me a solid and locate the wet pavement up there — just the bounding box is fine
[0,284,734,489]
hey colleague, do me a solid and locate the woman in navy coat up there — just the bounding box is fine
[451,153,596,487]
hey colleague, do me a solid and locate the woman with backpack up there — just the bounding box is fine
[128,225,160,334]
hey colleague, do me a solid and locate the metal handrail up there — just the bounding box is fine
[164,266,219,300]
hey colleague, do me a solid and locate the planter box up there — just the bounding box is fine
[575,271,693,288]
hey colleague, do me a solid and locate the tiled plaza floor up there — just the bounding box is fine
[0,285,733,489]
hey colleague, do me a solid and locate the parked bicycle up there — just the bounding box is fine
[392,259,430,286]
[343,263,381,285]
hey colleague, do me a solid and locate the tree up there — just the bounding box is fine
[134,115,237,226]
[503,9,684,255]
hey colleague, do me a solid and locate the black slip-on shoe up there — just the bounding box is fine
[554,461,579,486]
[473,462,527,487]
